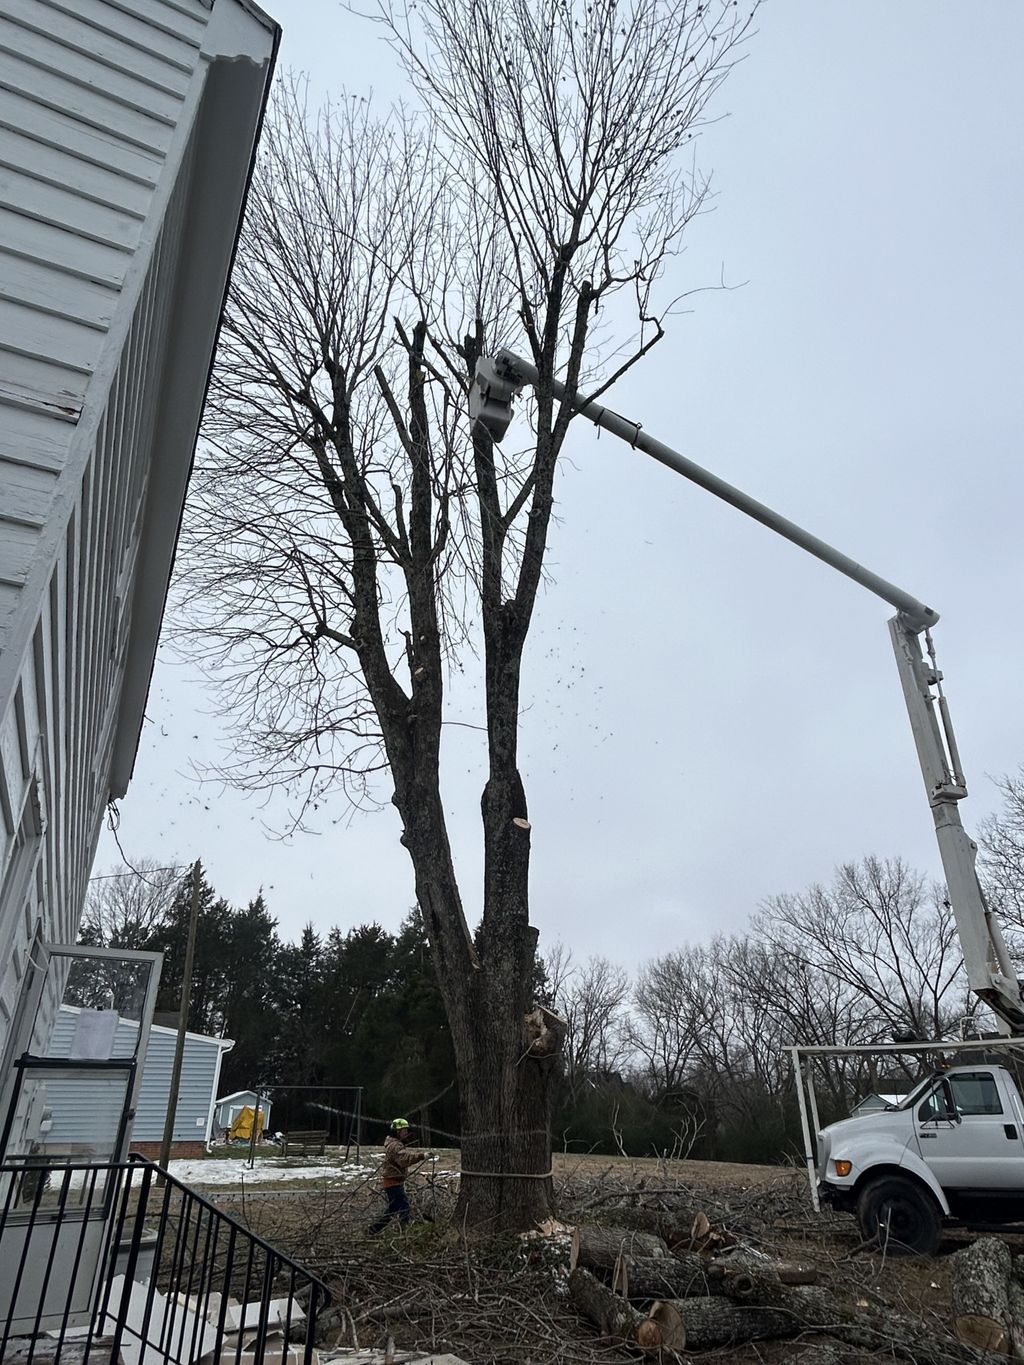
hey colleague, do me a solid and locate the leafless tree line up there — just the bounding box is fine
[546,854,994,1136]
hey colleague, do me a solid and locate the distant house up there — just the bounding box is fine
[0,0,278,1115]
[851,1091,907,1116]
[213,1089,272,1140]
[47,1006,234,1158]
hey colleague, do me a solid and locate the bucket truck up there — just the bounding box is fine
[469,350,1024,1253]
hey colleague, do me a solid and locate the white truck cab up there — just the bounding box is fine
[817,1065,1024,1253]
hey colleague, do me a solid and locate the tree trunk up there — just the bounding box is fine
[570,1225,670,1275]
[404,800,556,1233]
[452,1009,555,1231]
[951,1237,1012,1354]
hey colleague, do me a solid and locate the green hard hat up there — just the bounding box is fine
[391,1117,410,1129]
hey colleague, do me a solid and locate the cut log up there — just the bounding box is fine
[568,1267,681,1354]
[772,1261,821,1287]
[569,1266,647,1341]
[613,1251,712,1300]
[708,1262,794,1304]
[642,1301,685,1352]
[666,1295,800,1348]
[593,1205,711,1248]
[777,1285,1003,1365]
[951,1237,1011,1354]
[570,1224,669,1275]
[709,1255,819,1288]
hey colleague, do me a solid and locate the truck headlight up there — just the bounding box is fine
[833,1159,852,1177]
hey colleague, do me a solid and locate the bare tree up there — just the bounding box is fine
[716,936,877,1115]
[979,766,1024,949]
[755,856,966,1054]
[547,948,630,1102]
[81,860,182,948]
[628,946,711,1097]
[177,0,756,1229]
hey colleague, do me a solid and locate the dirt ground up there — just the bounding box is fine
[203,1151,1017,1364]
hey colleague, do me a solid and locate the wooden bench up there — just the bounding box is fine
[281,1129,328,1157]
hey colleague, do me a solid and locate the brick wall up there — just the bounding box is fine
[130,1141,207,1161]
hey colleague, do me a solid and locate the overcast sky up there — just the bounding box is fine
[97,2,1024,969]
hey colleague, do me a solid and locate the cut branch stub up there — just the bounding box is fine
[524,1005,567,1059]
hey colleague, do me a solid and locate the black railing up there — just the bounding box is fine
[0,1156,330,1364]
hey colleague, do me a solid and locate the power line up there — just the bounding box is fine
[93,802,185,887]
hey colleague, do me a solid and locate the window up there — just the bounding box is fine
[918,1084,954,1122]
[948,1072,1002,1116]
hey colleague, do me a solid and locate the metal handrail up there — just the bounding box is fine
[0,1155,331,1364]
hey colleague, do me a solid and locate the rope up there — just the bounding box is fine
[459,1168,554,1179]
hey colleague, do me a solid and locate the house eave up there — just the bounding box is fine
[109,0,280,798]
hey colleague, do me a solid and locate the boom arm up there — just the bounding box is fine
[469,350,1024,1034]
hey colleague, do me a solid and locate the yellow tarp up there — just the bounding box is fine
[228,1105,265,1142]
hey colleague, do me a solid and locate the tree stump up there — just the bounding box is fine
[951,1237,1011,1354]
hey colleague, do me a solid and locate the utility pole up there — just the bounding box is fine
[159,859,202,1171]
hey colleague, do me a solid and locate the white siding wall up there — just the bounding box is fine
[47,1006,229,1143]
[0,0,276,1073]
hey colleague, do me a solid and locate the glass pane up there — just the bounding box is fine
[28,953,154,1061]
[1,1067,130,1209]
[5,1068,130,1163]
[950,1073,1002,1115]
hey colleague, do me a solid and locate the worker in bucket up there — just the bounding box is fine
[368,1118,427,1233]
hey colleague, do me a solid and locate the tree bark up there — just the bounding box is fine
[597,1205,711,1248]
[666,1295,800,1348]
[709,1257,820,1289]
[565,1261,660,1348]
[1007,1278,1024,1363]
[763,1286,999,1365]
[570,1225,669,1275]
[951,1238,1012,1354]
[613,1252,711,1300]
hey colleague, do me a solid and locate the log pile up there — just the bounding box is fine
[569,1218,1017,1363]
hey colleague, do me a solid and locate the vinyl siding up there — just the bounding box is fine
[0,0,277,1074]
[47,1006,230,1144]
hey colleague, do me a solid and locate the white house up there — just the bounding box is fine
[0,0,279,1106]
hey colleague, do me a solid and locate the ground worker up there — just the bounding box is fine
[368,1118,427,1233]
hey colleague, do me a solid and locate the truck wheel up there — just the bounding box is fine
[856,1176,942,1255]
